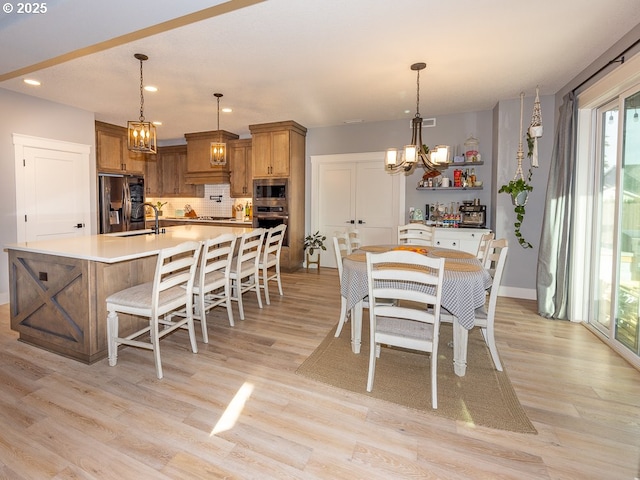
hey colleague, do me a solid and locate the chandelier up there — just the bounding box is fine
[127,53,157,154]
[210,92,226,166]
[385,62,449,174]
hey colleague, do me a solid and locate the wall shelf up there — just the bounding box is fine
[445,160,484,167]
[417,186,483,191]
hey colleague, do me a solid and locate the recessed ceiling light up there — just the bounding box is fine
[222,107,232,113]
[343,119,363,124]
[24,78,41,86]
[144,85,157,92]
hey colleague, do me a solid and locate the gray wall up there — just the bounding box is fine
[0,88,96,303]
[306,102,554,299]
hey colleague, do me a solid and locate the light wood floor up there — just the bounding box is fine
[1,267,639,479]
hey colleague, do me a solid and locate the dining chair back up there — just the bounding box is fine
[230,228,266,320]
[365,250,445,408]
[191,233,237,342]
[441,237,508,371]
[397,223,435,246]
[106,240,202,379]
[259,224,287,305]
[347,227,361,251]
[476,232,494,264]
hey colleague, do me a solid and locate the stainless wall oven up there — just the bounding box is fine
[253,178,289,245]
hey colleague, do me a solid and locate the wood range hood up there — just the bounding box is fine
[183,129,239,184]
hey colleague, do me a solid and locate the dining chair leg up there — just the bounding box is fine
[480,327,503,371]
[225,283,235,327]
[151,317,163,379]
[197,293,209,344]
[186,310,198,355]
[107,310,119,367]
[275,264,283,296]
[235,279,246,320]
[366,332,377,392]
[334,296,349,337]
[262,267,271,305]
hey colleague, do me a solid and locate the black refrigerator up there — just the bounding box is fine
[99,174,146,234]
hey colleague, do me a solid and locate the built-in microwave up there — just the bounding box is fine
[254,178,288,204]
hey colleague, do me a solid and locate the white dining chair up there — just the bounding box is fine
[191,233,237,341]
[258,224,287,305]
[397,223,435,246]
[365,250,445,408]
[476,232,494,264]
[230,228,266,320]
[106,240,201,379]
[347,227,361,252]
[442,237,508,371]
[333,233,352,337]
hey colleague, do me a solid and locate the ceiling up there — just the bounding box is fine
[2,0,640,141]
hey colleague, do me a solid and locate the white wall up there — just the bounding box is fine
[0,88,96,304]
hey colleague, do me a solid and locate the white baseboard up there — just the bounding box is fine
[499,286,536,300]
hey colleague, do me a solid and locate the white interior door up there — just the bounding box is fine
[311,152,404,268]
[14,134,91,242]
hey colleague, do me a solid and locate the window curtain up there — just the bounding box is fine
[536,92,577,319]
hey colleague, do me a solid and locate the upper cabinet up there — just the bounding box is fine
[145,145,203,198]
[95,121,145,174]
[228,138,252,197]
[184,130,239,184]
[249,121,307,178]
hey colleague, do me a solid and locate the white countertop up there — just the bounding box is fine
[5,225,253,264]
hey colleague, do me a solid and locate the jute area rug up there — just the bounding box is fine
[296,321,537,434]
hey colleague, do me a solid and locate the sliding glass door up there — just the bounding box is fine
[591,88,640,356]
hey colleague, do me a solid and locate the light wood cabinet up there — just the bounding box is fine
[249,121,307,270]
[96,121,145,174]
[250,121,306,179]
[184,130,239,184]
[157,145,203,197]
[144,145,203,198]
[229,139,252,197]
[144,154,160,196]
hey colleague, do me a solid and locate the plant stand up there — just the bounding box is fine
[306,252,320,273]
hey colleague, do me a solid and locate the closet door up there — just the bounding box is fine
[312,153,403,268]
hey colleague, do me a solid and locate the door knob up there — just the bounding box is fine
[73,223,85,228]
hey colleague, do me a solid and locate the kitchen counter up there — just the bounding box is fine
[6,224,253,263]
[5,224,253,363]
[148,216,253,226]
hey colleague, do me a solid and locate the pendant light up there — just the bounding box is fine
[127,53,157,154]
[210,93,226,166]
[385,62,449,174]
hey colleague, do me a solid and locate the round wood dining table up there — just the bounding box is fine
[341,244,492,377]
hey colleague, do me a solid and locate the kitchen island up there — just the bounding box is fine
[6,225,252,363]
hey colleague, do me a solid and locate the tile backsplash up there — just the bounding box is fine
[147,184,251,218]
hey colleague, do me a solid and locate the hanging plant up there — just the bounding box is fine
[499,159,533,249]
[499,91,541,249]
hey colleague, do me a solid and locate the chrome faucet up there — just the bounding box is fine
[143,203,160,234]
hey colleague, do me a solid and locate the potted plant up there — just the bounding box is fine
[499,132,535,249]
[155,201,167,216]
[304,231,326,271]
